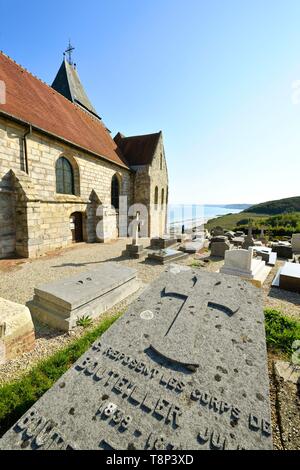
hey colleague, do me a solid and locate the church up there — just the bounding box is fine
[0,47,169,258]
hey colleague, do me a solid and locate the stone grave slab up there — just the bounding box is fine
[150,237,178,250]
[254,247,277,266]
[0,267,272,450]
[271,243,293,259]
[231,236,245,247]
[147,248,188,264]
[272,262,300,293]
[27,262,139,331]
[220,248,272,288]
[0,298,35,365]
[179,240,205,254]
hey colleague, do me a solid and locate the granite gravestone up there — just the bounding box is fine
[0,267,273,450]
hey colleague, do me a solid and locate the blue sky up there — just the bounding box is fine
[1,0,300,205]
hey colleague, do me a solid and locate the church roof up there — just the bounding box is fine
[114,131,162,166]
[0,52,129,169]
[52,59,100,119]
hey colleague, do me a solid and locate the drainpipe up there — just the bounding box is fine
[22,124,32,174]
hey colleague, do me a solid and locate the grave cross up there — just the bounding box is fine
[131,212,145,245]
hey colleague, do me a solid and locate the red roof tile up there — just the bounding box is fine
[0,52,129,169]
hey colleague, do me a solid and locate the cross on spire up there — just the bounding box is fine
[64,40,75,65]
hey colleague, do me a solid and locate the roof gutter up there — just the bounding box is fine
[22,124,32,174]
[0,109,131,171]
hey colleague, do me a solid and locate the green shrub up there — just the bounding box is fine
[0,313,121,437]
[264,308,300,355]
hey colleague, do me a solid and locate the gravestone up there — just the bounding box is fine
[292,234,300,254]
[231,236,245,247]
[27,263,139,331]
[242,226,255,250]
[150,237,177,250]
[212,226,224,236]
[0,298,35,365]
[0,267,273,450]
[224,231,235,240]
[210,240,231,258]
[122,213,146,259]
[253,247,277,266]
[220,248,271,287]
[179,239,205,254]
[147,248,188,264]
[271,242,293,260]
[272,262,300,293]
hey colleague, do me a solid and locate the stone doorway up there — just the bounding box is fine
[70,212,83,243]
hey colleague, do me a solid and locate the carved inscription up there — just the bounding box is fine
[13,410,76,450]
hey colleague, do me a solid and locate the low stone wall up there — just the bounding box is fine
[0,298,35,364]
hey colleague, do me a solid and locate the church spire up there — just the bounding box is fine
[51,45,100,120]
[64,40,75,66]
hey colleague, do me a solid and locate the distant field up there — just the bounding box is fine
[205,212,268,231]
[205,210,300,237]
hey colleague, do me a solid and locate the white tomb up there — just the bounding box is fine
[220,247,272,287]
[292,234,300,254]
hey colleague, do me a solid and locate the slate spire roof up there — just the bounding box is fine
[52,58,100,119]
[0,51,128,169]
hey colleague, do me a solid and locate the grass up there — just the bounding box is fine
[189,260,202,268]
[264,308,300,356]
[205,210,300,237]
[0,313,121,437]
[205,212,265,231]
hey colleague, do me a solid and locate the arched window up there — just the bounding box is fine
[154,186,158,208]
[161,188,165,205]
[166,186,169,205]
[111,174,120,210]
[56,157,74,195]
[160,153,163,170]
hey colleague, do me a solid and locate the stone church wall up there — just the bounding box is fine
[148,137,169,237]
[0,116,132,258]
[132,136,169,238]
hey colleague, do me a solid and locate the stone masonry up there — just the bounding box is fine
[0,116,168,258]
[0,297,35,364]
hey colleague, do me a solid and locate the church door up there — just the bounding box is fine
[70,212,83,243]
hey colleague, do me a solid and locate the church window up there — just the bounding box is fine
[56,157,74,195]
[160,153,163,170]
[161,188,165,205]
[111,174,120,210]
[154,186,159,208]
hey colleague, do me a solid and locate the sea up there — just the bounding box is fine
[168,204,241,232]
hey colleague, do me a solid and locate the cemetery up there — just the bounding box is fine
[0,224,299,450]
